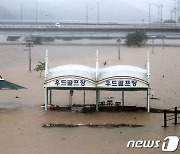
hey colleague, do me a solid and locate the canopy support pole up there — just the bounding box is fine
[44,49,48,111]
[122,90,124,111]
[96,90,99,112]
[147,50,150,112]
[95,50,99,112]
[69,90,72,108]
[45,87,48,110]
[83,90,86,109]
[147,88,150,112]
[49,89,52,105]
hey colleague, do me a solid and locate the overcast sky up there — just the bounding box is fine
[39,0,178,22]
[0,0,178,22]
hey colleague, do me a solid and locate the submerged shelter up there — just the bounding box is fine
[44,50,150,112]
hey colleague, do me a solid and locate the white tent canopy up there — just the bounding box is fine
[99,65,147,81]
[47,64,96,81]
[45,64,148,89]
[44,50,150,112]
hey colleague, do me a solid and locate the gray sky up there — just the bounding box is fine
[39,0,178,22]
[0,0,178,22]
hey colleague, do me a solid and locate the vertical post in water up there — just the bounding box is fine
[49,89,52,105]
[45,49,48,78]
[83,90,86,109]
[29,46,31,71]
[122,90,124,111]
[175,107,178,125]
[26,42,33,72]
[117,38,121,60]
[69,90,73,108]
[164,109,167,127]
[44,49,48,111]
[147,50,150,112]
[96,50,99,112]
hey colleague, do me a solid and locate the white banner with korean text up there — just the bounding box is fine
[45,77,95,88]
[97,78,148,88]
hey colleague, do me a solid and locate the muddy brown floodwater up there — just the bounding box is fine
[0,42,180,154]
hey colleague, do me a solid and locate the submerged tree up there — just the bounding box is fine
[34,61,45,76]
[125,30,148,47]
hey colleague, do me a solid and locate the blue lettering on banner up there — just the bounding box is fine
[118,80,124,86]
[80,79,86,86]
[55,79,60,86]
[67,80,73,86]
[105,80,111,86]
[125,80,130,86]
[112,80,117,86]
[132,80,137,87]
[74,80,79,86]
[54,79,86,87]
[61,80,66,86]
[104,80,137,87]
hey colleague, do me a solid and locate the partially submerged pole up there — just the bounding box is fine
[175,107,178,125]
[69,90,73,108]
[163,109,167,127]
[117,38,121,60]
[29,46,31,71]
[96,50,99,112]
[147,50,150,112]
[83,90,86,108]
[26,42,33,71]
[49,90,52,105]
[122,91,124,111]
[152,38,154,53]
[45,49,48,79]
[45,49,48,111]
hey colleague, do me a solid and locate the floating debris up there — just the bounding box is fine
[42,123,144,128]
[150,97,160,100]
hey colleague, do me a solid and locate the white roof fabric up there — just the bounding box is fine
[99,65,147,81]
[47,64,147,82]
[47,64,96,81]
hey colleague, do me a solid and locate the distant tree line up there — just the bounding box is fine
[7,36,21,41]
[33,37,55,44]
[163,20,176,23]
